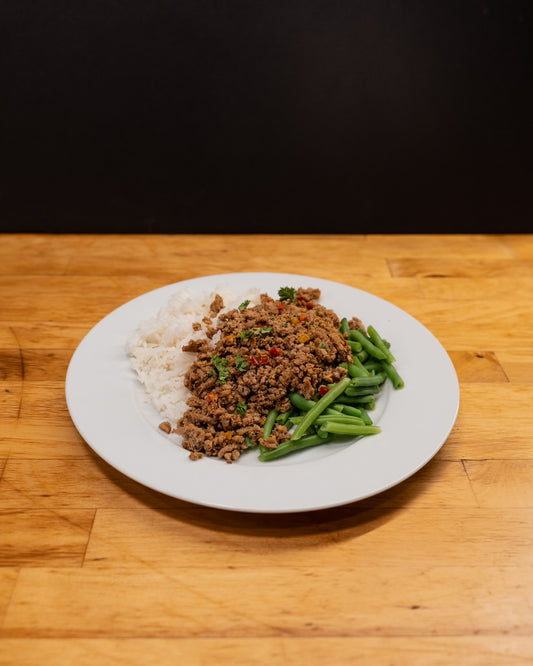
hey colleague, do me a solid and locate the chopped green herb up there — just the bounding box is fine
[252,326,273,336]
[238,299,250,311]
[244,435,255,448]
[211,356,229,384]
[236,402,247,416]
[235,352,248,372]
[241,326,272,337]
[319,343,327,349]
[278,286,296,302]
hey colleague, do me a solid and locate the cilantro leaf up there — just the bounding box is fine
[235,352,248,372]
[211,356,229,384]
[239,326,272,338]
[278,286,296,302]
[238,299,250,311]
[236,402,247,416]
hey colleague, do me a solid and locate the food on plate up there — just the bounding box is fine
[129,285,404,463]
[127,285,261,423]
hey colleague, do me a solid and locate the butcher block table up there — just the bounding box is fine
[1,233,533,666]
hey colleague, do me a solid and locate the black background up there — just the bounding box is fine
[1,1,532,233]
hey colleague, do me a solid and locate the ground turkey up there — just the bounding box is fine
[175,287,353,462]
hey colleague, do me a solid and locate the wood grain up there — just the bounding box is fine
[388,257,533,278]
[82,506,533,569]
[0,510,94,567]
[448,350,508,383]
[2,566,532,638]
[1,233,533,665]
[2,637,533,666]
[463,460,533,508]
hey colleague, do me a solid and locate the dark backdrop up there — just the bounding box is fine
[1,1,532,233]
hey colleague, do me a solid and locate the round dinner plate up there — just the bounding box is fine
[65,272,460,513]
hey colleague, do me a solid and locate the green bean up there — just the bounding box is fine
[321,422,381,436]
[349,328,387,360]
[263,409,278,439]
[340,318,351,336]
[380,360,405,389]
[289,393,341,418]
[289,393,316,411]
[361,361,383,373]
[355,396,376,409]
[348,328,366,341]
[334,402,373,422]
[346,339,363,353]
[356,406,373,425]
[256,410,279,455]
[258,433,334,461]
[346,358,370,377]
[349,373,387,387]
[367,326,395,363]
[289,414,365,426]
[332,403,362,418]
[335,395,376,410]
[325,406,344,415]
[334,393,374,404]
[344,386,381,397]
[290,377,351,441]
[276,407,295,424]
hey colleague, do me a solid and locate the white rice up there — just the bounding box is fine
[127,285,261,423]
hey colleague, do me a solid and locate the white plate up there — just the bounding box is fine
[66,272,459,513]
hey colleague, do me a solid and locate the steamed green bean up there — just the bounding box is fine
[291,377,351,441]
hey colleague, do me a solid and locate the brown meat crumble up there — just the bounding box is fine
[175,287,354,462]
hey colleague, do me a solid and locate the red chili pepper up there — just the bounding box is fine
[250,355,269,366]
[276,302,285,311]
[268,346,282,357]
[205,391,218,403]
[318,385,330,396]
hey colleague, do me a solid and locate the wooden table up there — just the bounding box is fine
[1,234,532,665]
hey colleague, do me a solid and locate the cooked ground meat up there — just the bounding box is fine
[175,287,353,462]
[209,293,224,316]
[158,421,172,434]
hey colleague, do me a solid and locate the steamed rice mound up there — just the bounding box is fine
[127,285,260,422]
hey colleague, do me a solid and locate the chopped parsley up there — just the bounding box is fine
[235,352,248,372]
[211,355,229,384]
[238,299,250,311]
[239,326,272,338]
[253,326,272,335]
[278,286,296,302]
[236,402,247,416]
